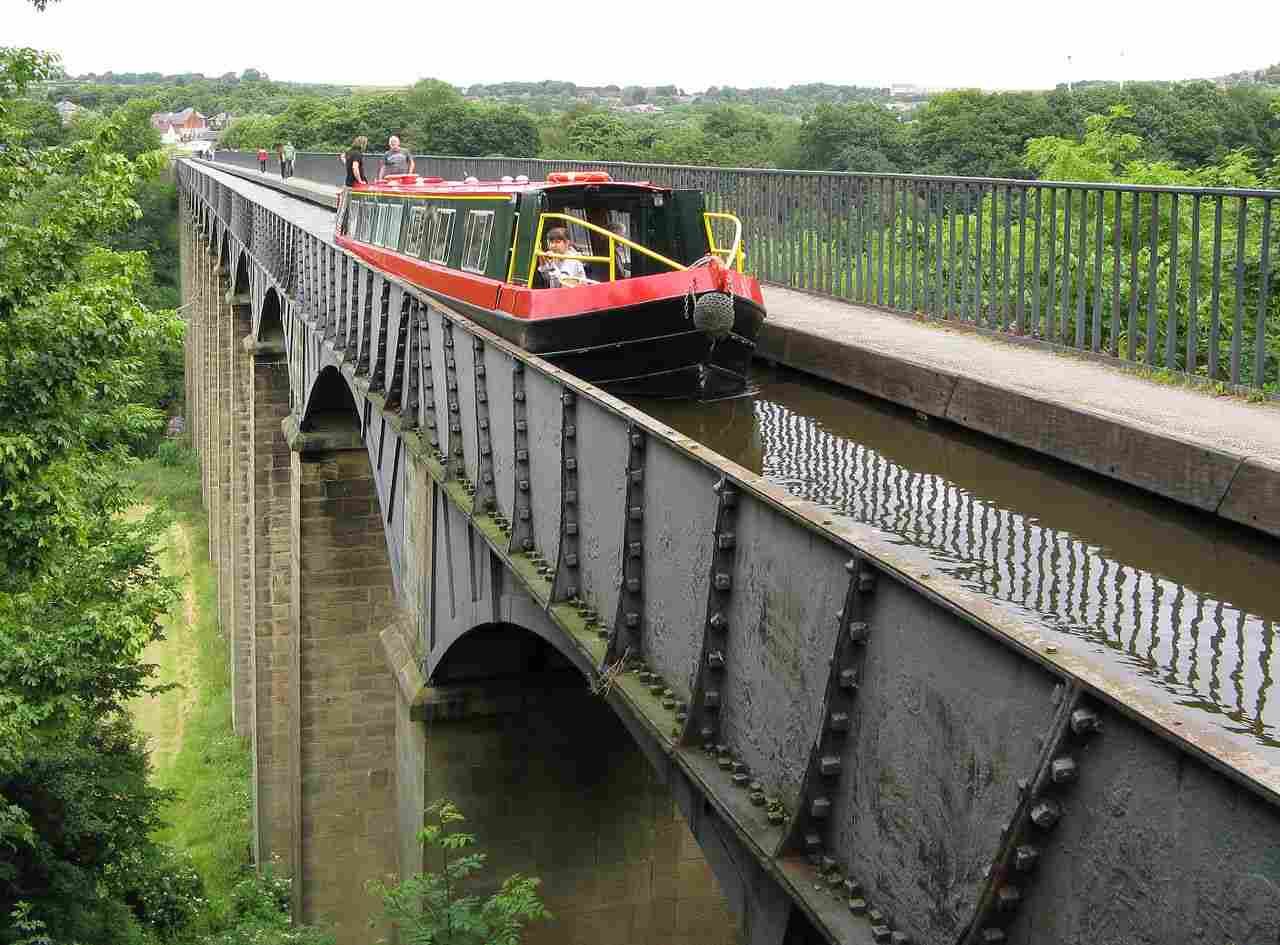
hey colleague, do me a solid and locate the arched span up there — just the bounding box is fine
[258,286,284,348]
[301,365,360,435]
[218,227,231,274]
[233,248,251,298]
[424,619,746,945]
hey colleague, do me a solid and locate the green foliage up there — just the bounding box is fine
[200,870,334,945]
[797,102,913,172]
[373,800,551,945]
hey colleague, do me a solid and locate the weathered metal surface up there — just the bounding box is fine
[179,162,1280,945]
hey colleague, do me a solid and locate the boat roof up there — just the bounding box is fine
[348,172,668,200]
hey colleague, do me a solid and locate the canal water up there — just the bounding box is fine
[634,366,1280,750]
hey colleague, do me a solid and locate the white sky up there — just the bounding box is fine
[6,0,1280,93]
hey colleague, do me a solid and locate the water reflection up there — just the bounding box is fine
[636,368,1280,748]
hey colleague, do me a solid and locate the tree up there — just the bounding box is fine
[407,77,463,113]
[1,42,184,941]
[796,102,911,171]
[373,800,550,945]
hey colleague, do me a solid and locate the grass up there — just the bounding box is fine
[125,442,254,929]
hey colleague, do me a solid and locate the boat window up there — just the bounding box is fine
[427,208,456,264]
[461,210,495,274]
[404,206,428,257]
[378,202,404,249]
[346,198,363,238]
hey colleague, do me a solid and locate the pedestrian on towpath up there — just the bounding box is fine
[257,146,268,173]
[282,141,296,178]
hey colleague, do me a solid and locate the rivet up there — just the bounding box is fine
[717,754,733,771]
[996,885,1021,912]
[482,473,493,484]
[514,391,525,402]
[564,424,577,438]
[705,690,721,709]
[566,584,578,598]
[479,419,489,430]
[848,898,867,915]
[819,755,841,776]
[626,577,641,593]
[849,621,871,643]
[630,432,644,448]
[625,612,640,628]
[518,508,530,521]
[476,365,485,376]
[450,422,461,433]
[810,797,831,819]
[871,928,891,944]
[843,878,861,897]
[628,541,642,557]
[629,506,643,521]
[829,711,850,732]
[519,480,530,491]
[749,790,766,806]
[857,570,876,592]
[1071,707,1101,735]
[820,855,837,874]
[648,680,664,695]
[565,458,578,471]
[630,468,643,484]
[566,522,578,536]
[449,401,458,412]
[708,611,727,631]
[804,832,822,851]
[566,490,578,504]
[721,489,737,507]
[1050,756,1078,784]
[516,420,527,432]
[1030,799,1061,830]
[700,726,715,743]
[891,933,910,945]
[707,650,725,670]
[478,392,487,403]
[565,554,578,568]
[732,772,749,787]
[980,930,1006,944]
[839,668,858,690]
[868,909,884,924]
[714,573,732,591]
[516,449,528,462]
[718,532,736,550]
[596,627,610,640]
[731,761,747,776]
[562,391,575,404]
[522,538,534,550]
[1013,844,1039,872]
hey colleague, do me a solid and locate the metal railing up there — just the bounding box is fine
[211,149,1279,390]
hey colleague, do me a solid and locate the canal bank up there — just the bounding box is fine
[758,284,1280,540]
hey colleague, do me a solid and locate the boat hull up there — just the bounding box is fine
[336,235,766,399]
[441,292,764,399]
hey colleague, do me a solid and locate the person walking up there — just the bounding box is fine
[257,146,268,173]
[378,135,415,179]
[274,143,286,179]
[282,141,296,179]
[345,135,368,187]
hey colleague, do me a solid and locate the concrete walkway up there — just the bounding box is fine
[758,285,1280,539]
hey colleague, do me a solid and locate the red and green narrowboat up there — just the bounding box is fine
[333,170,765,399]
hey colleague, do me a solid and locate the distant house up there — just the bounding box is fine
[150,107,207,141]
[159,123,182,145]
[208,112,232,131]
[54,99,82,125]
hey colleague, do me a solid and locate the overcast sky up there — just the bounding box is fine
[7,0,1280,93]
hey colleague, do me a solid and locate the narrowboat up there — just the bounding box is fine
[333,171,766,399]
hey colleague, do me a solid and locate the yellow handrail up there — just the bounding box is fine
[703,211,745,272]
[523,212,686,287]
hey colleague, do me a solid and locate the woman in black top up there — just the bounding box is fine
[345,135,368,186]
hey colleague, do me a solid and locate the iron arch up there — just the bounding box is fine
[258,287,284,348]
[301,365,361,435]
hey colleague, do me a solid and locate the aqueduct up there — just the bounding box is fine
[179,159,1280,945]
